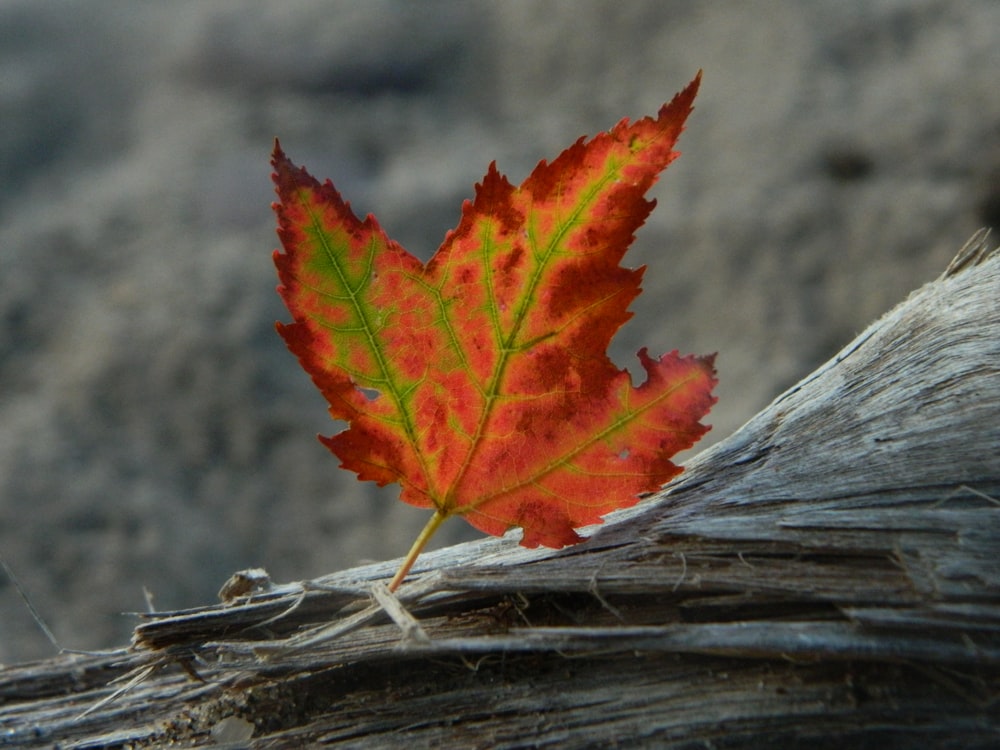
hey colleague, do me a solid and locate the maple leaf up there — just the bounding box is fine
[272,73,716,590]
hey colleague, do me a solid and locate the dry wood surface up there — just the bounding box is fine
[2,231,998,748]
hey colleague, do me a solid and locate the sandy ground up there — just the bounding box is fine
[1,0,997,663]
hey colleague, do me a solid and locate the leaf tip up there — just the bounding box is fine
[271,138,290,174]
[654,71,702,136]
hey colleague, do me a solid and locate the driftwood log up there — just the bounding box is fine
[2,231,998,749]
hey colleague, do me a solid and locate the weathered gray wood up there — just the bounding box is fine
[1,231,998,749]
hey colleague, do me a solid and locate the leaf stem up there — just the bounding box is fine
[388,509,447,592]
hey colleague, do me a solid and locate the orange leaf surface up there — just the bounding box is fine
[272,73,716,588]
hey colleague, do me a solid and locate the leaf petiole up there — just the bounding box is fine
[388,509,447,592]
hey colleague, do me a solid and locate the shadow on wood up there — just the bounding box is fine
[2,231,998,748]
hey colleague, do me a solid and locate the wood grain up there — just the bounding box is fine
[2,230,997,749]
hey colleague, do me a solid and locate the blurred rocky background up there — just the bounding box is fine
[1,0,997,663]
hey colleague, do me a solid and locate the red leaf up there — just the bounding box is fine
[273,73,716,588]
